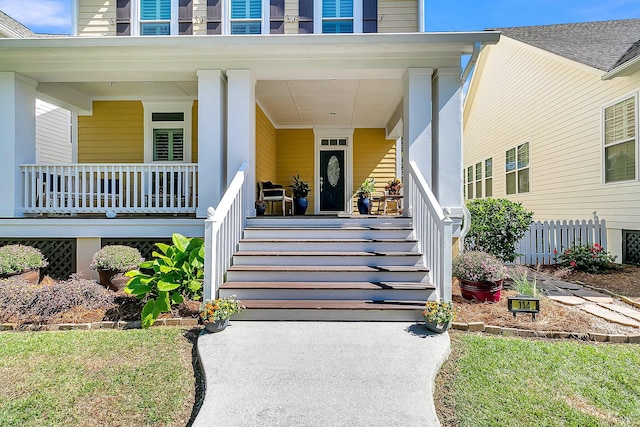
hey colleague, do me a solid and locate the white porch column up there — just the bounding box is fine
[226,70,256,217]
[432,67,463,214]
[403,68,433,216]
[0,73,37,218]
[197,70,226,218]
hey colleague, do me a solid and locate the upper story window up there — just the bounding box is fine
[604,95,637,183]
[230,0,262,34]
[506,142,529,195]
[308,0,375,34]
[117,0,193,35]
[484,158,493,197]
[322,0,354,33]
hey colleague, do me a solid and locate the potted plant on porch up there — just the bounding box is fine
[199,295,245,332]
[356,178,376,214]
[91,245,144,292]
[452,251,506,302]
[0,244,48,284]
[291,173,310,215]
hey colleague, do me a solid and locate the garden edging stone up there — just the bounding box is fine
[0,317,198,332]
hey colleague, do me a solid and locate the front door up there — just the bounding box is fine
[319,150,345,212]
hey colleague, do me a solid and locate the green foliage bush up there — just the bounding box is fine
[125,233,204,328]
[464,198,534,262]
[556,243,618,274]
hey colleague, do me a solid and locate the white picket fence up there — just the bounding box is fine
[514,215,607,265]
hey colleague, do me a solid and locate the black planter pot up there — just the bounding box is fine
[256,205,266,216]
[357,197,370,214]
[294,197,308,215]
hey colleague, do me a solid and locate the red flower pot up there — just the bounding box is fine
[1,269,40,285]
[459,279,503,302]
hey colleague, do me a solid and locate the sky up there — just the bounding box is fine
[1,0,640,35]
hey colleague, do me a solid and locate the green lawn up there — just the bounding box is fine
[0,327,197,427]
[437,333,640,427]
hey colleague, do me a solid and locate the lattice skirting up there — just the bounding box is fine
[0,239,76,280]
[623,230,640,265]
[101,238,173,261]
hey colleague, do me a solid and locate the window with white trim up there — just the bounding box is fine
[604,95,637,183]
[322,0,353,33]
[466,165,473,199]
[143,102,192,163]
[117,0,193,36]
[506,142,529,194]
[140,0,172,35]
[230,0,262,34]
[484,158,493,197]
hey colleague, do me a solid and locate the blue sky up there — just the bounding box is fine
[1,0,639,34]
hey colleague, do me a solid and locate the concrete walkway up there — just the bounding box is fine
[194,322,450,427]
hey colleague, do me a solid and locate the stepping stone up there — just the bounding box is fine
[572,289,609,298]
[583,296,615,304]
[580,304,640,328]
[599,303,640,323]
[548,295,587,306]
[542,287,572,296]
[548,280,581,291]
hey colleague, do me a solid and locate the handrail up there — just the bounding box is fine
[408,161,454,301]
[203,162,248,301]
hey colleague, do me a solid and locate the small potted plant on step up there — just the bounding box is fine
[200,295,245,332]
[356,178,376,214]
[291,173,310,215]
[91,245,144,292]
[422,299,457,333]
[0,244,48,284]
[452,251,507,302]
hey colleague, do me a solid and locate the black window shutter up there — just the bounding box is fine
[363,0,377,33]
[179,0,193,35]
[116,0,131,36]
[207,0,222,34]
[270,0,284,34]
[298,0,313,34]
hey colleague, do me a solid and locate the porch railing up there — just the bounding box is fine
[21,164,198,215]
[408,161,454,301]
[203,162,248,301]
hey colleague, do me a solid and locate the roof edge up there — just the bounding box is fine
[603,54,640,80]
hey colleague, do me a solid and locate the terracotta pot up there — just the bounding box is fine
[459,279,503,302]
[424,319,452,334]
[0,269,40,285]
[204,318,229,333]
[97,269,130,292]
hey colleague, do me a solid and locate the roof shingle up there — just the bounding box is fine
[495,19,640,72]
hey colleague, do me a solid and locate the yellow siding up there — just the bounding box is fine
[192,101,198,162]
[193,0,207,35]
[276,129,315,212]
[256,105,277,183]
[464,36,640,234]
[284,0,298,34]
[78,101,144,163]
[77,0,116,37]
[353,128,397,211]
[378,0,418,33]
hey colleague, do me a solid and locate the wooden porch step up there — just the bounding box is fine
[234,251,420,257]
[232,299,428,321]
[227,265,429,272]
[239,238,419,243]
[221,281,435,290]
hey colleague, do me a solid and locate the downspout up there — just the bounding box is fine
[458,41,482,254]
[461,41,482,82]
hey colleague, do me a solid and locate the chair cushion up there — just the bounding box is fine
[263,189,284,198]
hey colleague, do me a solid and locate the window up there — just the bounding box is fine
[474,162,482,198]
[506,142,530,194]
[466,166,473,199]
[143,102,193,163]
[484,158,493,197]
[313,0,364,33]
[604,96,637,183]
[230,0,262,34]
[140,0,172,35]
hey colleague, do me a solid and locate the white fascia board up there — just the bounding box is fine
[0,218,204,238]
[36,82,92,114]
[602,55,640,80]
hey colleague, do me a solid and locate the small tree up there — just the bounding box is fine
[464,198,533,263]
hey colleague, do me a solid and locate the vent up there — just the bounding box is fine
[623,230,640,265]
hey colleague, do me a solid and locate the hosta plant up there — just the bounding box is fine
[199,296,245,322]
[90,245,144,272]
[452,251,506,283]
[0,244,48,275]
[125,233,204,328]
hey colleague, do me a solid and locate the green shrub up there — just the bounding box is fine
[0,244,48,275]
[125,233,204,328]
[556,243,618,274]
[90,245,144,271]
[464,198,534,262]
